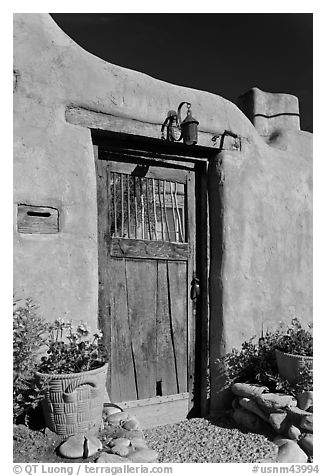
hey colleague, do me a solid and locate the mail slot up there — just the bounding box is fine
[17,204,59,234]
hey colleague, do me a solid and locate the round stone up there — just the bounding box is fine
[268,412,287,432]
[273,437,293,447]
[123,417,141,431]
[107,411,129,426]
[96,452,130,463]
[84,435,102,458]
[104,408,122,416]
[300,415,313,433]
[109,437,131,448]
[298,434,313,457]
[233,408,265,433]
[277,441,308,463]
[130,438,148,450]
[58,434,85,459]
[110,444,131,457]
[296,391,313,411]
[287,425,301,440]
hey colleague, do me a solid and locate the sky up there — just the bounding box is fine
[50,13,313,132]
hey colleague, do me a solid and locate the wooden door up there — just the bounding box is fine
[96,151,196,414]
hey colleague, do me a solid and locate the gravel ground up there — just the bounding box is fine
[144,415,279,463]
[14,414,279,463]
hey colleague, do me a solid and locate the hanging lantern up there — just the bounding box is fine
[177,102,199,145]
[161,102,199,145]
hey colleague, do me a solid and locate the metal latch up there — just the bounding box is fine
[190,277,200,301]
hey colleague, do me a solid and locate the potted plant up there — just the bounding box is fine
[216,318,313,393]
[36,318,108,438]
[274,318,313,385]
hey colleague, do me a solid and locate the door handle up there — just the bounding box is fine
[190,277,200,301]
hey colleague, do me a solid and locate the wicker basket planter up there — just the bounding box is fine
[36,363,108,437]
[275,349,313,385]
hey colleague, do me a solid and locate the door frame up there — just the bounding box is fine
[93,131,210,419]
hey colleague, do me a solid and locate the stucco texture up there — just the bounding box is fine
[14,13,312,407]
[13,13,258,328]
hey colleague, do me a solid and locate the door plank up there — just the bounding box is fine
[167,261,188,393]
[156,261,178,396]
[186,170,197,412]
[94,146,112,392]
[125,259,157,399]
[109,258,138,402]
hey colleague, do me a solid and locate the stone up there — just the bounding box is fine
[114,428,144,440]
[44,427,57,437]
[276,441,308,463]
[103,405,123,417]
[84,435,102,458]
[108,437,131,448]
[269,412,288,432]
[231,383,269,399]
[298,434,313,457]
[123,417,141,431]
[130,438,148,450]
[287,425,301,440]
[85,426,100,436]
[256,393,297,413]
[96,452,131,463]
[296,391,313,411]
[58,434,86,459]
[128,448,159,463]
[300,415,313,433]
[110,444,131,457]
[232,408,265,433]
[274,437,293,447]
[238,397,269,422]
[107,411,129,426]
[286,406,312,426]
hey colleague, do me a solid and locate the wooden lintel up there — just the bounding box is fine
[66,106,240,151]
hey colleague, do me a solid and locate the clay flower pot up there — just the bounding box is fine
[36,363,108,437]
[275,349,313,385]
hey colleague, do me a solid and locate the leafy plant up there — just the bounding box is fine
[37,318,107,374]
[13,298,48,422]
[13,299,107,424]
[217,318,313,394]
[274,318,313,356]
[272,364,313,396]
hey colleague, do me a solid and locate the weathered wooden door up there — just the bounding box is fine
[96,148,196,414]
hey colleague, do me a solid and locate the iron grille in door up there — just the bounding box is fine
[110,173,186,243]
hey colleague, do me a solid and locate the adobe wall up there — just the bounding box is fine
[13,14,312,411]
[13,13,254,330]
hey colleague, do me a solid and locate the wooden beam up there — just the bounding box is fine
[66,106,240,151]
[110,237,189,261]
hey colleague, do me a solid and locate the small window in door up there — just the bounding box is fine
[110,173,186,243]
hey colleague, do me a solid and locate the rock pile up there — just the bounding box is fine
[58,404,158,463]
[230,383,313,463]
